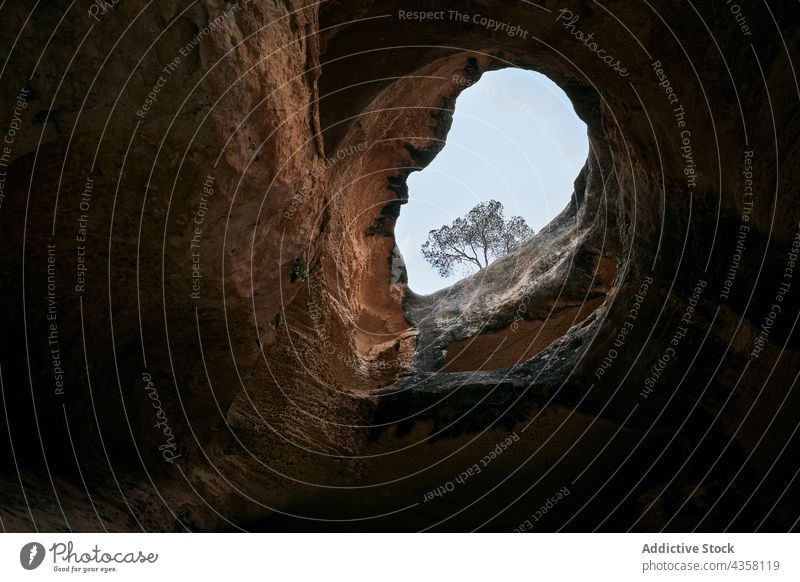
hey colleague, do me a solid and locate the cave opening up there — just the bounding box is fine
[311,58,606,386]
[394,68,590,295]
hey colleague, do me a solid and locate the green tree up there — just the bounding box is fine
[421,200,534,277]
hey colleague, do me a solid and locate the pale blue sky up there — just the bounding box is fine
[395,68,589,294]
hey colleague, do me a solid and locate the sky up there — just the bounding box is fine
[394,68,589,295]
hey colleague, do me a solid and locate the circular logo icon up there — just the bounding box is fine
[20,542,46,570]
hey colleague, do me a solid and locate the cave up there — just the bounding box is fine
[0,1,798,533]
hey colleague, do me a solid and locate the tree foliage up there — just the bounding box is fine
[421,200,534,277]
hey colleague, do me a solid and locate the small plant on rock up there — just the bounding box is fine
[290,258,309,283]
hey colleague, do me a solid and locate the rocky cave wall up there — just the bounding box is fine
[0,0,798,531]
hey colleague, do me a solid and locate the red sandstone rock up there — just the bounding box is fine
[0,0,798,531]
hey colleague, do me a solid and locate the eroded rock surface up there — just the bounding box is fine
[0,1,798,531]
